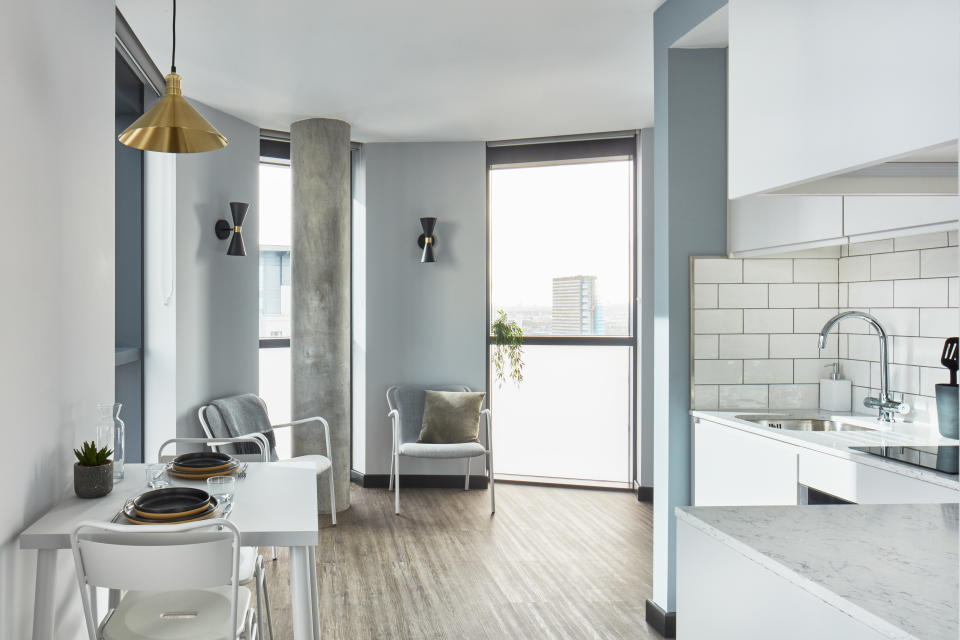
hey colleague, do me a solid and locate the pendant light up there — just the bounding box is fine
[118,0,227,153]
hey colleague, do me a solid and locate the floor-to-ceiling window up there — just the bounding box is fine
[488,135,636,487]
[259,137,292,456]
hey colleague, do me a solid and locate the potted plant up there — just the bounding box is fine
[491,310,524,387]
[73,441,114,499]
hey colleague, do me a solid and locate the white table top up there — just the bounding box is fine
[21,462,319,550]
[677,503,959,640]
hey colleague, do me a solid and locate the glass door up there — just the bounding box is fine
[487,136,636,487]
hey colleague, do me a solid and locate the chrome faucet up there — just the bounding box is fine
[818,311,907,422]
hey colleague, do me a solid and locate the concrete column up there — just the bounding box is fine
[291,118,351,513]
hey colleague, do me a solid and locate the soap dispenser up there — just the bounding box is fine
[820,362,852,412]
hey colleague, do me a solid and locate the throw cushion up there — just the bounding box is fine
[417,390,486,444]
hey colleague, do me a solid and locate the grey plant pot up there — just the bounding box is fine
[74,461,114,499]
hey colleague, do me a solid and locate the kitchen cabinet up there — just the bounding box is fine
[728,195,843,256]
[692,418,799,506]
[843,195,959,240]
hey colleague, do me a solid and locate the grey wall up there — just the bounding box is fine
[638,127,655,488]
[651,0,729,616]
[144,102,260,455]
[0,1,115,637]
[359,142,487,475]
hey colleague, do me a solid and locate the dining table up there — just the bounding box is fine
[21,461,321,640]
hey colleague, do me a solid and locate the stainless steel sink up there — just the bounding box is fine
[734,415,876,432]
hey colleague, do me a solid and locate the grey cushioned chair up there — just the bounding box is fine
[198,393,337,525]
[386,384,494,515]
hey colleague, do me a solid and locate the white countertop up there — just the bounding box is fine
[676,503,959,640]
[691,409,960,489]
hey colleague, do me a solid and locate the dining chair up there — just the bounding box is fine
[70,518,256,640]
[386,384,495,515]
[155,436,275,640]
[198,394,337,526]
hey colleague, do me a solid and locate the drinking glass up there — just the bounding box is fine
[145,464,169,489]
[207,475,236,505]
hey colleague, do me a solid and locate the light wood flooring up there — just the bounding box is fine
[261,482,656,639]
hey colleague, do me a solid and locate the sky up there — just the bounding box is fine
[259,163,292,247]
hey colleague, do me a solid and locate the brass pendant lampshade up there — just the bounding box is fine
[118,0,227,153]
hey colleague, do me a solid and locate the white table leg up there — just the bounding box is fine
[32,549,57,640]
[289,546,313,640]
[308,546,320,640]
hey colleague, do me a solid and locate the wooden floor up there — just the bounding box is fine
[261,482,657,639]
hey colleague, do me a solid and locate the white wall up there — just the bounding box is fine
[728,0,959,198]
[360,142,487,475]
[0,1,115,637]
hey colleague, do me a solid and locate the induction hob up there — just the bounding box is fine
[850,444,959,475]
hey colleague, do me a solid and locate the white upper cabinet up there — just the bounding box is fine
[728,0,959,199]
[728,195,843,256]
[843,195,960,240]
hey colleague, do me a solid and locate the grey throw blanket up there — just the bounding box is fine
[207,394,277,459]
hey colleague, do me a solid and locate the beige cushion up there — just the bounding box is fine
[417,390,485,444]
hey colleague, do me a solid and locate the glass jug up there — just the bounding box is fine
[97,403,125,480]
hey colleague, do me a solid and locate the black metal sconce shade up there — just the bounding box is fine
[417,217,437,263]
[215,202,248,256]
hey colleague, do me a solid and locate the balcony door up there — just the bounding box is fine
[487,136,636,487]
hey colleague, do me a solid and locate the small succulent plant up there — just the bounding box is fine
[74,441,113,467]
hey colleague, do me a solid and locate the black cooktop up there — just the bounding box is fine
[850,445,959,475]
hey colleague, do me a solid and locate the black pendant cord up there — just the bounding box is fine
[171,0,177,73]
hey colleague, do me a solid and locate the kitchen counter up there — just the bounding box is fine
[691,409,960,489]
[676,503,959,640]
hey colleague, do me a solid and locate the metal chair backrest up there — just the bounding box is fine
[158,435,269,463]
[71,519,241,640]
[386,384,473,445]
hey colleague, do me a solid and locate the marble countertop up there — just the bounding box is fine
[691,409,960,489]
[677,503,959,640]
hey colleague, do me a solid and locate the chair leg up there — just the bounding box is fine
[255,557,267,640]
[394,452,400,515]
[488,450,495,514]
[388,452,395,491]
[465,457,470,490]
[327,468,337,526]
[261,558,275,640]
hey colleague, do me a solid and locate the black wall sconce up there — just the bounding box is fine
[418,217,437,263]
[215,202,248,256]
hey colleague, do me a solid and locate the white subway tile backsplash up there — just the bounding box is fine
[794,259,838,283]
[920,367,950,397]
[693,385,719,410]
[693,284,718,308]
[838,334,848,359]
[743,309,793,333]
[870,362,919,395]
[694,335,719,359]
[892,336,945,368]
[819,284,839,308]
[839,256,871,282]
[694,309,743,334]
[894,232,948,252]
[848,239,894,256]
[847,334,887,362]
[919,308,959,337]
[920,246,958,278]
[839,283,849,307]
[852,386,874,416]
[718,284,768,308]
[742,259,793,283]
[719,385,768,410]
[951,278,959,307]
[770,334,827,359]
[718,334,768,359]
[840,358,871,388]
[870,251,919,280]
[893,278,948,308]
[868,308,919,336]
[794,358,839,384]
[950,231,959,246]
[900,394,937,424]
[769,284,819,308]
[744,359,793,384]
[694,360,742,384]
[769,384,819,409]
[694,258,742,283]
[848,281,894,307]
[838,309,870,334]
[794,308,840,333]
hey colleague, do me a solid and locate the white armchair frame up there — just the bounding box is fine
[387,387,494,516]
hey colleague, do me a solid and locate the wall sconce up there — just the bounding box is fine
[418,217,437,263]
[215,202,248,256]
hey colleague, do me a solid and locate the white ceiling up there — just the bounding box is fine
[118,0,660,142]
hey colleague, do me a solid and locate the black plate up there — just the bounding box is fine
[124,497,219,525]
[168,459,239,475]
[172,451,234,469]
[132,487,210,514]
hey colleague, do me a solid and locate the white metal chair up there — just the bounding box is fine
[156,436,275,640]
[198,394,337,526]
[70,519,256,640]
[386,384,494,515]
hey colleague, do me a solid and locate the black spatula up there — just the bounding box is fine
[941,337,958,385]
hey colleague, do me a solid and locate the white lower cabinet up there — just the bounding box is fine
[692,418,799,506]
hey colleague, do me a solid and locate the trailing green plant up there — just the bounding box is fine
[491,310,524,387]
[74,441,112,467]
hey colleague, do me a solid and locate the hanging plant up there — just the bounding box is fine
[491,310,524,387]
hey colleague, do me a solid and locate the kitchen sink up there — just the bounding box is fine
[734,415,877,432]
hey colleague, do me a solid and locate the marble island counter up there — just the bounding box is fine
[676,503,959,639]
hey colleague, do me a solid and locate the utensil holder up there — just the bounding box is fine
[935,383,958,439]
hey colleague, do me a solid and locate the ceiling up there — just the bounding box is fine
[118,0,660,142]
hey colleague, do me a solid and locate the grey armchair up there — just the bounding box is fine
[386,384,494,515]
